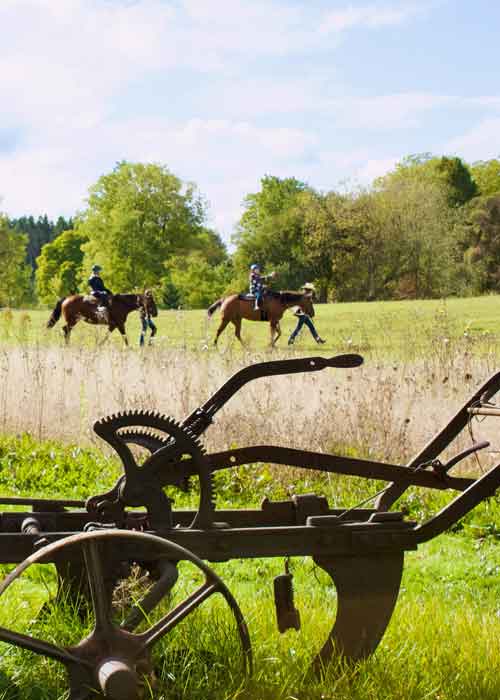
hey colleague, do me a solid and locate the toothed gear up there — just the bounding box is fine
[90,410,215,529]
[117,428,172,454]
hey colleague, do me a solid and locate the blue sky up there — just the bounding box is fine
[1,0,499,242]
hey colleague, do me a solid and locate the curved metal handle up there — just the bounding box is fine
[185,354,364,432]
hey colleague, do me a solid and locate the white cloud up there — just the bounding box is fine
[444,118,500,161]
[319,2,426,34]
[322,93,500,130]
[0,112,317,238]
[0,146,88,217]
[327,93,453,129]
[356,156,399,181]
[1,0,500,243]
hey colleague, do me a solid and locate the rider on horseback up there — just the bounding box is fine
[249,263,276,311]
[88,265,113,311]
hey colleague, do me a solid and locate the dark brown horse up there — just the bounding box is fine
[47,291,158,345]
[207,290,314,346]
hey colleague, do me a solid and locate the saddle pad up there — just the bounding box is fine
[238,294,255,301]
[83,295,97,304]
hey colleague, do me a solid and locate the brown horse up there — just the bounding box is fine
[47,291,158,345]
[207,290,314,346]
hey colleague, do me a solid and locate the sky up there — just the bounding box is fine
[1,0,500,243]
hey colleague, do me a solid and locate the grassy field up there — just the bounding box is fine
[4,293,500,357]
[0,296,498,698]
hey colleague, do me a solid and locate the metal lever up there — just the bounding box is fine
[185,353,364,432]
[414,441,490,484]
[434,441,490,475]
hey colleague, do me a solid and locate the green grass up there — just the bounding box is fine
[0,434,497,699]
[5,294,500,357]
[0,293,500,697]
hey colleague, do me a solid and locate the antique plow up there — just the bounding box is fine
[0,353,498,699]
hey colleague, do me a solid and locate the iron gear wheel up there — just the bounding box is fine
[91,410,215,529]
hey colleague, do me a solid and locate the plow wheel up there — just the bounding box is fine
[0,530,252,699]
[312,552,404,671]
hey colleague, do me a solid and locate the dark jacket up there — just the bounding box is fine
[88,274,112,294]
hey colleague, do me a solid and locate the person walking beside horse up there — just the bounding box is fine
[139,304,157,347]
[288,283,326,346]
[207,284,315,347]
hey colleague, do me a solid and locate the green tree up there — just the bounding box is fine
[79,162,207,291]
[470,159,500,197]
[232,175,313,291]
[455,193,500,293]
[379,154,477,207]
[373,177,458,298]
[35,228,88,302]
[10,215,73,271]
[166,253,233,308]
[159,272,181,309]
[0,215,32,306]
[285,189,343,301]
[327,189,398,301]
[433,156,478,206]
[194,228,227,265]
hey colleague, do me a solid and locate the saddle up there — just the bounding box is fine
[83,294,111,323]
[238,288,278,303]
[237,293,269,321]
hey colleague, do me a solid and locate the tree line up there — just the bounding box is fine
[0,155,499,308]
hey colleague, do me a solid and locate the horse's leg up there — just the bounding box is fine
[117,324,129,346]
[214,316,230,346]
[232,318,244,345]
[270,320,279,347]
[62,325,71,345]
[62,315,76,345]
[273,321,282,345]
[97,321,116,347]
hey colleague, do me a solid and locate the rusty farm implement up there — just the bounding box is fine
[0,353,498,698]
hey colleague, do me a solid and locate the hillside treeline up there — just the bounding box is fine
[1,155,499,307]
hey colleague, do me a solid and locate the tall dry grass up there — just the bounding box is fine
[3,343,500,471]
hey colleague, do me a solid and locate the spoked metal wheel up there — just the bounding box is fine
[0,530,252,699]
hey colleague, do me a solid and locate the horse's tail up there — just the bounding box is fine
[207,298,223,319]
[47,299,64,328]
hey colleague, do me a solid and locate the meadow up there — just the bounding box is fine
[0,295,498,699]
[5,293,500,356]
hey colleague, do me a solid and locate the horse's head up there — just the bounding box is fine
[143,290,158,317]
[299,292,315,318]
